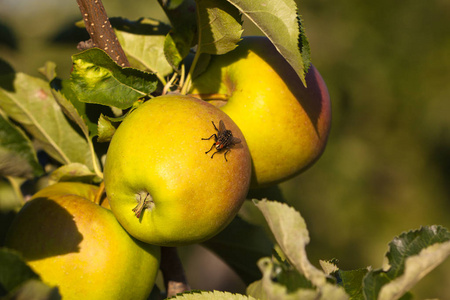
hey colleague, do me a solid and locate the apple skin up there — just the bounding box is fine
[4,182,160,300]
[190,36,331,188]
[103,94,251,246]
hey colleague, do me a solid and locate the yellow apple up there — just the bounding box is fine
[4,182,160,300]
[103,94,251,246]
[190,36,331,188]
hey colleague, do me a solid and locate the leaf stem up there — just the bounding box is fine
[180,49,200,95]
[87,136,103,179]
[94,181,105,205]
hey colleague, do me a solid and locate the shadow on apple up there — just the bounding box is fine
[5,197,83,261]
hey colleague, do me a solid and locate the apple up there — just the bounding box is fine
[103,94,251,246]
[189,36,331,188]
[4,182,160,300]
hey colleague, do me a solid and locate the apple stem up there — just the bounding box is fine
[132,191,153,218]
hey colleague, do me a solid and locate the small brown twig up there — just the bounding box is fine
[160,247,191,297]
[75,0,130,67]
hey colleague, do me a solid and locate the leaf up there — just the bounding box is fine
[0,248,40,293]
[226,0,310,86]
[379,240,450,300]
[319,259,339,275]
[49,163,100,185]
[43,61,97,136]
[38,61,57,81]
[168,290,256,299]
[0,114,43,178]
[202,215,273,285]
[363,225,450,300]
[7,279,61,300]
[247,257,333,300]
[97,114,116,143]
[0,72,93,168]
[70,48,158,109]
[254,200,326,286]
[196,0,243,55]
[111,17,174,78]
[335,269,369,300]
[158,0,197,70]
[50,79,90,137]
[254,200,348,299]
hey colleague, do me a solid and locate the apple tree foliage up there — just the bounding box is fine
[0,0,449,299]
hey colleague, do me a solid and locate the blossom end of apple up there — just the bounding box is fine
[132,191,154,218]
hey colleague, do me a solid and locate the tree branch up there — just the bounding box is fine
[75,0,130,67]
[160,247,191,297]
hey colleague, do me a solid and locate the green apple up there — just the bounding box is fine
[4,182,160,300]
[190,36,331,188]
[103,94,251,246]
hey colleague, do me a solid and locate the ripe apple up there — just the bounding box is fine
[103,94,251,246]
[4,182,160,300]
[189,36,331,188]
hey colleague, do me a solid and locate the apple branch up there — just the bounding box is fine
[75,0,130,67]
[160,247,191,297]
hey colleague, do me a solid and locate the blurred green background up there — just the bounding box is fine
[1,0,449,298]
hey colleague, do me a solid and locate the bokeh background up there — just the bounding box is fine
[1,0,449,298]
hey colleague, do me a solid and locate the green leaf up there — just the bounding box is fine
[42,61,97,137]
[7,279,61,300]
[0,114,43,178]
[226,0,310,86]
[168,290,256,299]
[254,200,348,299]
[38,61,57,81]
[379,240,450,300]
[335,268,369,300]
[70,48,158,109]
[50,79,90,138]
[247,257,338,300]
[164,32,188,72]
[158,0,197,70]
[254,200,326,286]
[97,114,116,143]
[0,177,24,213]
[111,17,174,78]
[0,248,40,293]
[0,72,93,168]
[49,163,100,184]
[202,215,273,285]
[196,0,243,55]
[363,225,450,300]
